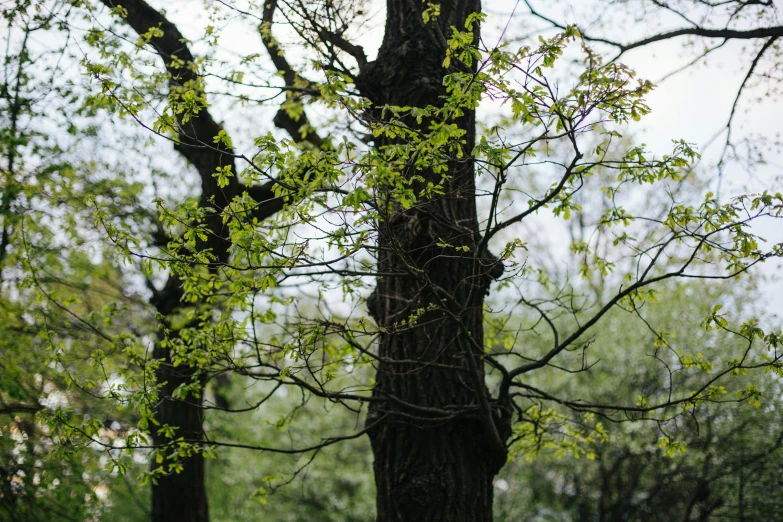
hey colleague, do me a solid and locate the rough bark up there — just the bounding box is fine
[148,336,209,522]
[357,2,509,520]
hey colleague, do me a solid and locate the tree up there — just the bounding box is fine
[0,3,153,520]
[493,278,783,521]
[8,1,783,521]
[80,0,324,519]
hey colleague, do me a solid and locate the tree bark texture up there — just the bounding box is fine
[359,2,509,521]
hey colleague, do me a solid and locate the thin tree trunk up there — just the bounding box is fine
[359,2,508,520]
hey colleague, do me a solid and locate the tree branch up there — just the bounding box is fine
[261,0,325,149]
[524,0,783,57]
[0,403,42,415]
[716,36,778,199]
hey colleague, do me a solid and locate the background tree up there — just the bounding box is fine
[494,278,783,521]
[0,2,154,519]
[74,0,327,519]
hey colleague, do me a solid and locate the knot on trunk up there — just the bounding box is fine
[366,286,382,325]
[477,249,504,291]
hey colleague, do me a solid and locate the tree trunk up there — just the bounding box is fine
[147,281,212,522]
[100,3,241,520]
[358,2,508,520]
[150,344,209,522]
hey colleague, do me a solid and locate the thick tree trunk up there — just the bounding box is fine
[359,2,508,520]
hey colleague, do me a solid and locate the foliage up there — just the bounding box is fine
[494,280,783,521]
[0,2,156,519]
[0,0,781,519]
